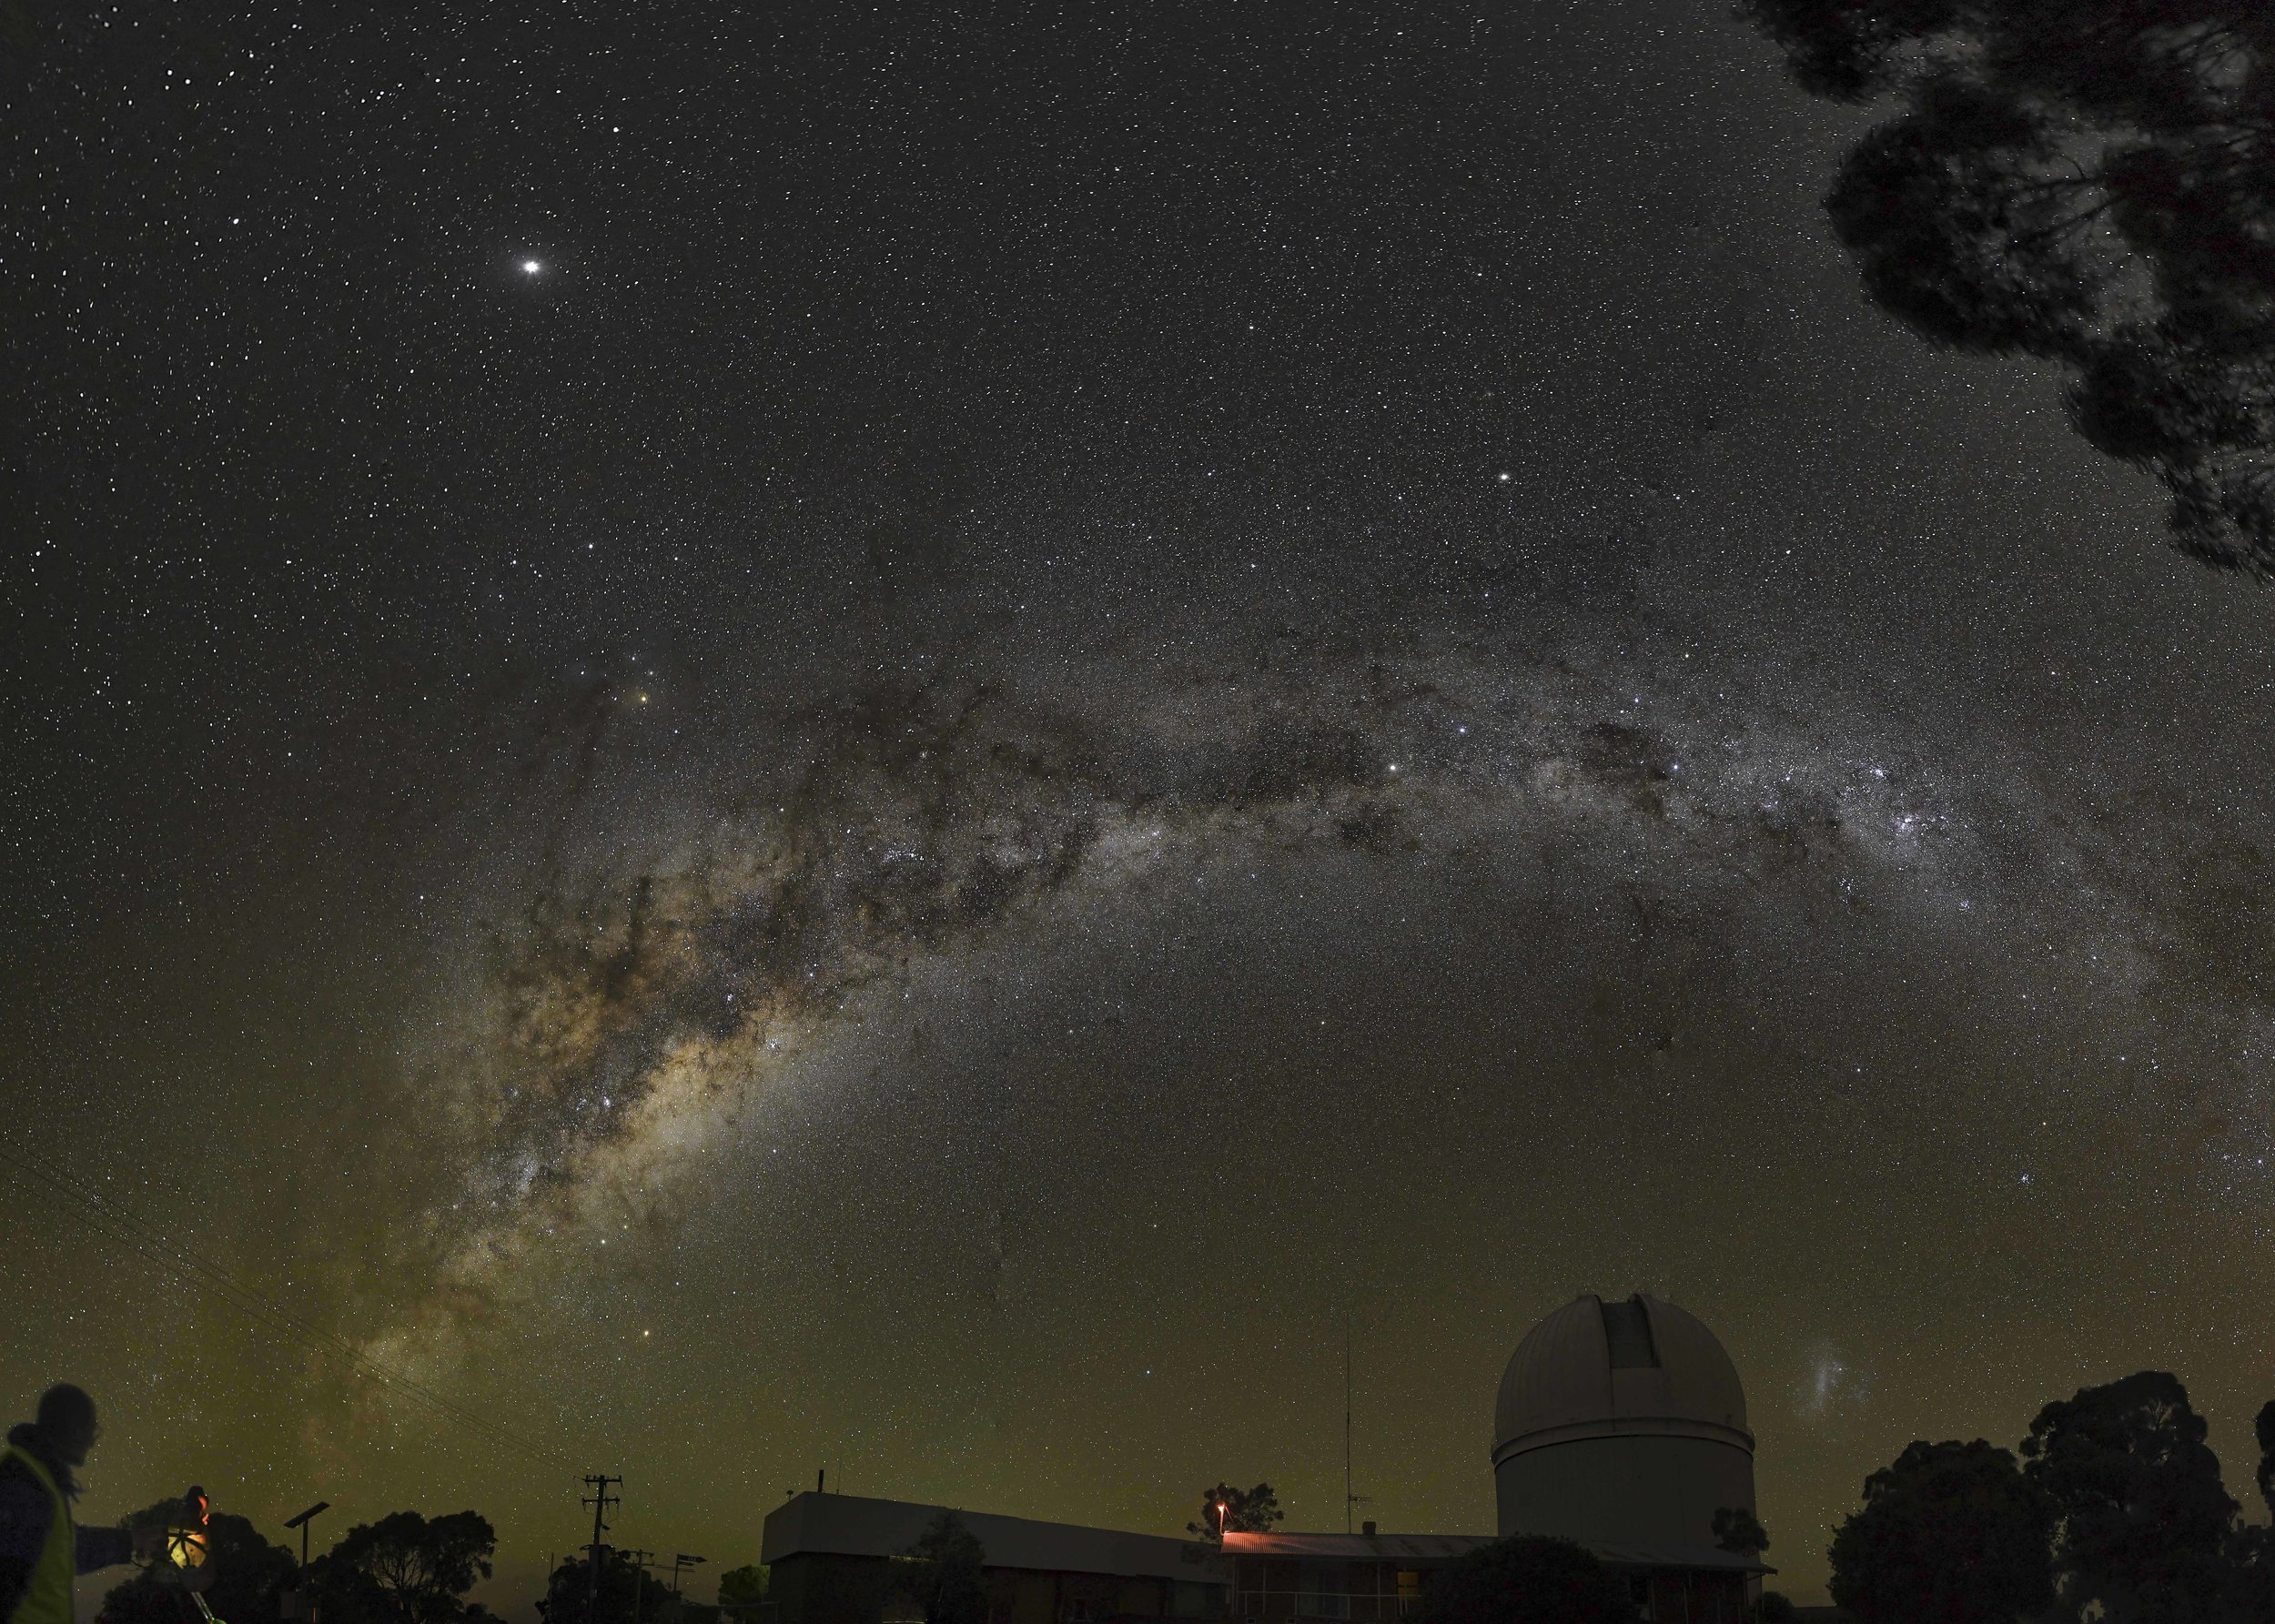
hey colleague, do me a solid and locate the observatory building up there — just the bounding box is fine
[1492,1292,1757,1550]
[756,1292,1765,1624]
[1223,1294,1764,1623]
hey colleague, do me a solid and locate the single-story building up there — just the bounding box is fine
[759,1492,1230,1624]
[1221,1529,1764,1624]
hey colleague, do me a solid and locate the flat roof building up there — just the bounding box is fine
[759,1492,1229,1624]
[1220,1528,1763,1624]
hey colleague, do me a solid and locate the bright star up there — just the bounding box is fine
[521,259,541,275]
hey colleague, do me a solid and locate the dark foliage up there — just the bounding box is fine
[1711,1507,1770,1558]
[1737,0,1961,101]
[1411,1537,1629,1624]
[1186,1483,1283,1543]
[2256,1397,2275,1518]
[1739,1,2275,574]
[1826,1438,2054,1624]
[2223,1523,2275,1624]
[898,1512,986,1624]
[714,1565,767,1618]
[1752,1593,1796,1624]
[536,1554,676,1624]
[315,1512,496,1624]
[2020,1371,2240,1624]
[306,1555,399,1624]
[101,1508,297,1624]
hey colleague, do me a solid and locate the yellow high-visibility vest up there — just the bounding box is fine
[0,1442,76,1624]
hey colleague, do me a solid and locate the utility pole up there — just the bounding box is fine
[582,1475,622,1620]
[628,1550,655,1624]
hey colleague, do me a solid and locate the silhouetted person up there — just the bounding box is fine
[0,1385,143,1624]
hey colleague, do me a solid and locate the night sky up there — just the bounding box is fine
[5,2,2273,1611]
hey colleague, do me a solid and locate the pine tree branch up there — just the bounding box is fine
[2007,197,2118,249]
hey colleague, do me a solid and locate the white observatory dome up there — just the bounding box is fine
[1491,1293,1755,1552]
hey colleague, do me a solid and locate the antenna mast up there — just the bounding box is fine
[1343,1312,1373,1533]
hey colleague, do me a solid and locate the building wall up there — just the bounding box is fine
[766,1554,1217,1624]
[1494,1435,1754,1548]
[767,1554,895,1624]
[1643,1571,1747,1624]
[1228,1557,1425,1621]
[1232,1553,1745,1624]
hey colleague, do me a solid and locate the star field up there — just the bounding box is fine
[4,3,2273,1611]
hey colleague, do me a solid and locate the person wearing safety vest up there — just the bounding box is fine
[0,1385,150,1624]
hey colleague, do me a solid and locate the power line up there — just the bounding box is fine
[0,1144,582,1477]
[0,1145,578,1473]
[5,1148,573,1474]
[8,1154,581,1478]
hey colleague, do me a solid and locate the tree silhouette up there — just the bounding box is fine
[1826,1438,2053,1624]
[100,1506,297,1624]
[714,1565,767,1618]
[897,1512,986,1624]
[320,1512,497,1624]
[1185,1483,1284,1543]
[1412,1537,1628,1624]
[1711,1507,1769,1558]
[2256,1397,2275,1518]
[2225,1524,2275,1624]
[536,1554,674,1624]
[2020,1371,2238,1624]
[1739,2,2275,574]
[2227,1400,2275,1624]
